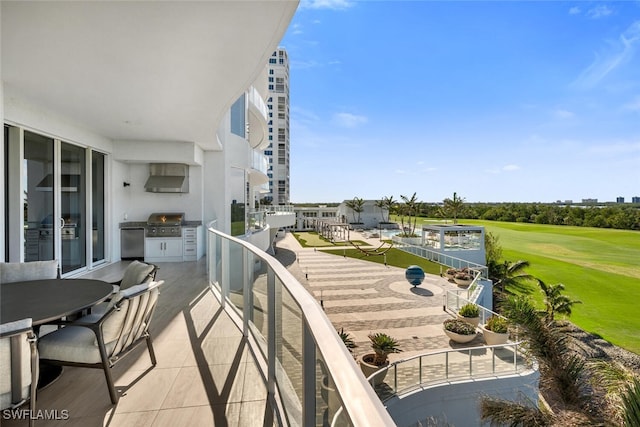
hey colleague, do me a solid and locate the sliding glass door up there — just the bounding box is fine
[60,142,86,274]
[23,131,56,263]
[5,125,107,274]
[91,151,106,264]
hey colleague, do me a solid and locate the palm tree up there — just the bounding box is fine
[589,360,639,425]
[374,199,386,223]
[492,259,535,296]
[381,195,396,223]
[345,197,364,224]
[400,192,420,237]
[501,295,588,407]
[621,378,640,427]
[443,191,465,224]
[537,280,582,322]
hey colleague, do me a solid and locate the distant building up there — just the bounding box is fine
[264,48,290,205]
[633,196,640,204]
[337,200,388,229]
[582,198,598,204]
[616,197,625,203]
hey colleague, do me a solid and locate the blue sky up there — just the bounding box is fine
[281,0,640,203]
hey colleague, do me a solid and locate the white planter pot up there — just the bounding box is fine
[457,314,480,328]
[454,277,473,287]
[443,328,477,344]
[358,353,388,385]
[480,324,509,345]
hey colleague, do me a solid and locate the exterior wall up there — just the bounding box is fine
[385,369,540,427]
[337,200,387,228]
[293,206,339,230]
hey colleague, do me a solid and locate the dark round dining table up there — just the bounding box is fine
[1,278,114,325]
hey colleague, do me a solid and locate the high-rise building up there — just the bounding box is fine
[616,196,625,203]
[264,48,290,205]
[633,196,640,204]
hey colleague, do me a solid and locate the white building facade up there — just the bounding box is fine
[264,48,291,205]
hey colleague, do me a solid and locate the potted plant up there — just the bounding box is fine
[443,318,477,344]
[358,332,402,385]
[445,268,458,280]
[321,328,358,418]
[453,271,473,287]
[338,327,357,356]
[457,303,480,327]
[481,316,510,345]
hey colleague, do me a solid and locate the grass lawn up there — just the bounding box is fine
[448,219,640,354]
[322,247,443,276]
[291,231,369,248]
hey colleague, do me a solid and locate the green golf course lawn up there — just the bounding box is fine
[423,219,640,354]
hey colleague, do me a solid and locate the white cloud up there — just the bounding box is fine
[290,59,320,70]
[503,164,520,171]
[554,109,575,119]
[572,20,640,89]
[569,6,581,15]
[587,5,613,19]
[291,106,321,124]
[332,112,368,128]
[299,0,354,10]
[291,23,303,35]
[587,141,640,155]
[623,97,640,112]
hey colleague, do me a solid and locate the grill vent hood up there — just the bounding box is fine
[144,163,189,193]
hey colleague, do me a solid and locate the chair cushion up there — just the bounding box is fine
[0,260,58,284]
[118,261,154,290]
[38,325,116,365]
[0,320,34,410]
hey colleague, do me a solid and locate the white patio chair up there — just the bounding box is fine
[89,261,158,318]
[0,260,59,284]
[110,261,158,292]
[0,318,38,427]
[38,280,163,404]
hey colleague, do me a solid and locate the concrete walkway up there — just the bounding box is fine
[273,230,485,363]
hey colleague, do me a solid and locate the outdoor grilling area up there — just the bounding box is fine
[120,213,203,263]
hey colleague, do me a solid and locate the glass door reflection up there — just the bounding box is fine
[23,131,55,263]
[91,151,105,264]
[60,142,86,274]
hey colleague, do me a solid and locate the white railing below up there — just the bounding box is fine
[392,238,489,278]
[367,342,532,401]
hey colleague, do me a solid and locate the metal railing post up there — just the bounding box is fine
[302,322,316,427]
[393,364,398,393]
[445,352,449,379]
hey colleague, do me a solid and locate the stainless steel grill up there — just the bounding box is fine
[146,212,184,238]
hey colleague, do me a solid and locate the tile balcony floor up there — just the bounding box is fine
[7,230,521,426]
[4,259,273,427]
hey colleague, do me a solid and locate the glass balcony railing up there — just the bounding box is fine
[206,225,395,426]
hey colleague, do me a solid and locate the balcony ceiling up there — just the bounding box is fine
[1,1,297,151]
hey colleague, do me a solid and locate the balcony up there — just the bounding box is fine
[8,227,537,426]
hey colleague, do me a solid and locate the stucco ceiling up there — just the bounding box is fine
[1,1,297,150]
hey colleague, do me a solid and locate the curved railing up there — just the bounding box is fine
[391,237,489,278]
[367,342,532,402]
[206,225,395,426]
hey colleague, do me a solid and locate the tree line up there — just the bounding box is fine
[417,201,640,230]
